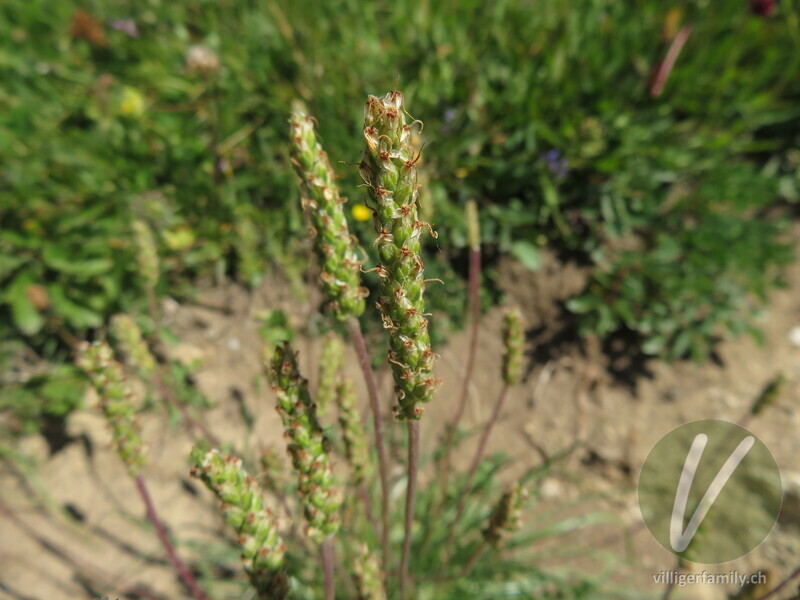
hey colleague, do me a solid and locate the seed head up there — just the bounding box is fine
[190,448,289,599]
[131,220,159,292]
[267,342,342,542]
[482,483,528,547]
[751,372,788,416]
[361,90,438,421]
[76,341,146,477]
[335,377,370,484]
[289,112,367,321]
[352,542,387,600]
[502,308,524,386]
[316,335,343,418]
[109,314,156,376]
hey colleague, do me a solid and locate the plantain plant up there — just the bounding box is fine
[75,88,628,600]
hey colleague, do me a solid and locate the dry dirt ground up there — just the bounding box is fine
[1,229,800,600]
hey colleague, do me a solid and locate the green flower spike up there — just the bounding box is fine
[76,341,146,477]
[190,449,289,600]
[359,90,439,421]
[502,308,524,386]
[751,372,788,416]
[109,313,156,376]
[352,542,387,600]
[289,112,367,321]
[482,483,528,547]
[268,341,343,542]
[335,377,370,484]
[132,220,159,291]
[317,334,344,418]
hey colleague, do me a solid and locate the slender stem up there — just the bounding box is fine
[145,281,220,447]
[756,566,800,600]
[144,279,219,447]
[650,26,692,98]
[134,476,210,600]
[661,578,676,600]
[347,317,391,575]
[151,371,221,447]
[439,246,481,495]
[459,541,488,579]
[400,421,420,600]
[358,482,380,538]
[321,538,335,600]
[446,385,510,549]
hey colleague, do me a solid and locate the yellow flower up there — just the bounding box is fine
[119,86,145,117]
[351,204,372,222]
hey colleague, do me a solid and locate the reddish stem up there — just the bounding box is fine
[145,282,219,447]
[459,541,488,579]
[400,420,420,600]
[321,538,335,600]
[756,566,800,600]
[445,385,510,552]
[650,26,692,98]
[134,476,210,600]
[152,371,221,447]
[358,482,380,538]
[439,246,481,494]
[347,317,391,575]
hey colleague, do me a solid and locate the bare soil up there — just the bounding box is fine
[2,228,800,600]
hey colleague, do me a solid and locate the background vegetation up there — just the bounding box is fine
[2,0,799,434]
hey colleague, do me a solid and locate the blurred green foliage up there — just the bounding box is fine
[567,164,795,360]
[2,0,800,433]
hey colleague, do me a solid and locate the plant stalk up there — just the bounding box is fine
[400,420,421,600]
[321,537,335,600]
[134,476,210,600]
[358,482,380,538]
[143,280,218,446]
[446,384,510,548]
[756,566,800,600]
[650,26,692,98]
[439,245,481,495]
[459,540,488,579]
[151,371,220,447]
[347,317,391,573]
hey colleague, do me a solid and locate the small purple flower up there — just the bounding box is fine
[111,18,139,38]
[441,108,457,133]
[543,149,568,179]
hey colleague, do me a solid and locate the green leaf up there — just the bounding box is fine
[510,240,541,271]
[652,236,682,263]
[42,244,113,276]
[641,335,666,356]
[6,272,45,336]
[671,330,693,358]
[566,295,598,314]
[47,285,102,329]
[0,254,27,280]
